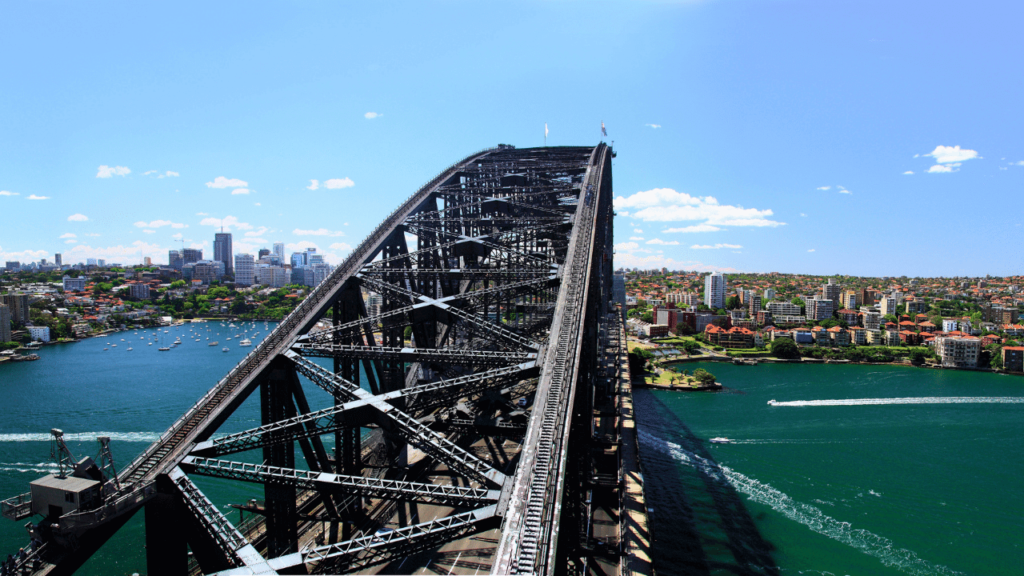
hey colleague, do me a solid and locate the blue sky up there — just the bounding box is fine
[1,1,1021,277]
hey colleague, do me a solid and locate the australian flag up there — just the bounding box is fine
[601,121,607,137]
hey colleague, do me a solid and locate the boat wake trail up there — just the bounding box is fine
[0,432,162,443]
[770,397,1024,407]
[639,429,962,576]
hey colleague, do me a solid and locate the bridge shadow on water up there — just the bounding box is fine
[635,391,779,576]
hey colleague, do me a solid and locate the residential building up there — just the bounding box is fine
[773,315,806,326]
[213,232,233,275]
[837,309,858,326]
[763,288,775,301]
[0,305,10,342]
[5,261,20,271]
[822,279,842,303]
[863,311,882,330]
[858,288,875,306]
[883,330,901,346]
[97,259,105,267]
[793,329,813,344]
[703,272,726,310]
[1002,347,1024,372]
[934,336,982,368]
[128,283,150,299]
[813,327,831,346]
[879,295,899,317]
[705,325,754,349]
[257,266,287,288]
[258,248,271,259]
[183,260,225,285]
[767,301,802,316]
[291,252,306,268]
[866,329,883,345]
[0,293,31,325]
[849,326,867,345]
[366,293,383,316]
[234,254,256,286]
[63,276,87,292]
[748,294,763,316]
[86,258,97,266]
[841,290,858,309]
[27,325,51,342]
[905,300,928,314]
[806,297,834,321]
[999,308,1020,324]
[143,257,151,266]
[828,326,851,346]
[942,319,959,332]
[756,310,773,326]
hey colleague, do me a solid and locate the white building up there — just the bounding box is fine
[934,336,981,368]
[863,311,882,330]
[942,319,959,332]
[879,296,899,317]
[806,297,834,321]
[767,301,802,316]
[703,272,726,310]
[128,283,150,299]
[234,254,256,286]
[62,276,86,292]
[273,243,286,263]
[763,288,775,301]
[28,326,51,342]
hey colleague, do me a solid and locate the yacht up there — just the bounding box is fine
[127,347,133,351]
[710,438,731,444]
[209,341,219,346]
[159,347,170,351]
[222,347,230,352]
[239,339,252,347]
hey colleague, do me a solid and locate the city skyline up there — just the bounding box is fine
[1,2,1022,276]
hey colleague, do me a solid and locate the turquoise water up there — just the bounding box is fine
[0,321,298,574]
[634,362,1024,576]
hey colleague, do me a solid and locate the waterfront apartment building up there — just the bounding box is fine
[704,272,726,310]
[1002,347,1024,372]
[63,276,86,292]
[213,232,234,275]
[0,293,31,325]
[942,319,959,332]
[234,254,256,286]
[806,297,834,321]
[863,311,881,330]
[767,301,802,316]
[934,336,982,368]
[28,325,51,342]
[0,304,11,342]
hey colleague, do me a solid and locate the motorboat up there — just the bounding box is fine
[239,339,252,347]
[767,399,777,405]
[710,437,731,444]
[159,347,170,351]
[222,347,230,352]
[209,341,219,346]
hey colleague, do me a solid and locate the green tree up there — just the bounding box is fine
[908,349,927,365]
[692,368,716,385]
[770,337,800,359]
[726,295,741,310]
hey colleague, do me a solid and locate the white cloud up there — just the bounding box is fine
[645,124,661,129]
[808,249,816,252]
[205,176,248,189]
[0,247,48,261]
[163,171,179,178]
[66,240,164,263]
[143,230,155,234]
[245,227,270,237]
[838,189,852,195]
[307,180,320,190]
[255,202,261,206]
[65,239,77,244]
[59,233,76,239]
[629,236,644,241]
[924,145,979,164]
[0,191,19,196]
[618,211,630,217]
[27,194,49,200]
[690,243,742,250]
[903,171,914,175]
[927,163,959,173]
[67,214,89,222]
[133,220,188,229]
[330,242,352,251]
[85,233,100,237]
[633,228,643,234]
[663,224,721,233]
[172,233,183,240]
[614,242,640,251]
[800,213,807,217]
[200,215,252,231]
[816,186,831,191]
[231,188,250,195]
[364,112,381,119]
[613,252,739,273]
[293,228,345,237]
[646,239,680,245]
[614,187,784,227]
[323,178,355,189]
[143,170,157,176]
[97,165,130,178]
[1014,161,1024,166]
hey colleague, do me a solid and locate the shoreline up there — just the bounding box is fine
[654,354,1023,376]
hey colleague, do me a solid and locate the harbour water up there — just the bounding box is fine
[634,362,1024,576]
[0,321,291,574]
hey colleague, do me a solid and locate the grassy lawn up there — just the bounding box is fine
[651,336,698,345]
[643,370,703,387]
[627,340,657,352]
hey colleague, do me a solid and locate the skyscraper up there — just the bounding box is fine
[704,272,726,310]
[54,253,62,267]
[214,232,233,275]
[169,250,183,270]
[273,243,285,263]
[182,248,203,265]
[258,248,270,259]
[234,253,255,286]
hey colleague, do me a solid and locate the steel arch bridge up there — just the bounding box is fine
[8,144,616,576]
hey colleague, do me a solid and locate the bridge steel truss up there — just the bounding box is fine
[26,144,615,576]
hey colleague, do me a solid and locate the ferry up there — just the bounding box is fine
[710,437,731,444]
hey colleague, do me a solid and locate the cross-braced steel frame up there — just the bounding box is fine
[16,144,614,576]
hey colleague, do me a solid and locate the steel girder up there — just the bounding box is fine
[14,145,609,576]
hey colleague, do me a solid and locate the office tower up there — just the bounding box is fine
[273,243,285,262]
[214,232,234,274]
[169,250,184,270]
[54,253,62,267]
[182,248,203,265]
[234,254,255,286]
[822,278,841,303]
[258,248,270,259]
[704,272,726,310]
